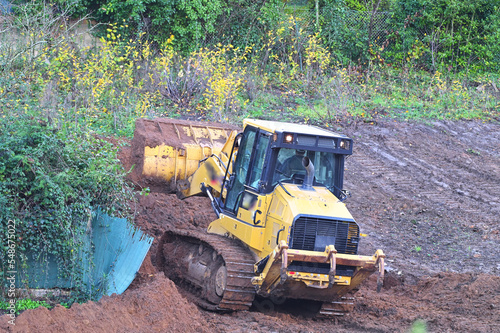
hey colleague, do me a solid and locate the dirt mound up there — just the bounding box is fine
[4,272,497,333]
[134,192,216,233]
[0,275,211,333]
[132,192,217,267]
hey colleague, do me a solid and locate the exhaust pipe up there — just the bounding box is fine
[302,157,315,190]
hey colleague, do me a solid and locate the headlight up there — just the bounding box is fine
[284,133,294,143]
[340,139,350,150]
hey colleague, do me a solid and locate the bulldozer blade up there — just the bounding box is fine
[130,118,239,192]
[252,242,385,303]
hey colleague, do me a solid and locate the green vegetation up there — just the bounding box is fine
[0,1,496,131]
[409,319,428,333]
[0,298,51,315]
[0,116,135,298]
[389,0,500,72]
[0,0,498,305]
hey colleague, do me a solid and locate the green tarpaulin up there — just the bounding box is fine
[15,210,153,299]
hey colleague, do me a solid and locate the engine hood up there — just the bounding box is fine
[271,183,355,223]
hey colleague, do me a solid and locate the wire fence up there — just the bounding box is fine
[344,10,393,44]
[187,7,397,64]
[190,4,499,69]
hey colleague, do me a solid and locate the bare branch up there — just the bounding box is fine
[0,1,96,70]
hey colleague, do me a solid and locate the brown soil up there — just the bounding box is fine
[0,274,211,333]
[2,118,499,333]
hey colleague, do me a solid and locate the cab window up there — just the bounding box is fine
[224,128,270,213]
[248,134,270,189]
[225,128,256,211]
[273,148,335,189]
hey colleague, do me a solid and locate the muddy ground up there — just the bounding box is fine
[1,118,499,332]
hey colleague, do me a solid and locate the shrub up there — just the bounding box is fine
[390,0,500,72]
[0,116,134,296]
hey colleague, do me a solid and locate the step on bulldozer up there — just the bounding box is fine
[132,118,385,316]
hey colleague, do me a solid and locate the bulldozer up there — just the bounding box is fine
[132,118,385,316]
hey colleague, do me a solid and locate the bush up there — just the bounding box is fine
[73,0,282,53]
[389,0,500,72]
[0,116,134,295]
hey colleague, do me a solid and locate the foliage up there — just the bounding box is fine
[151,42,250,121]
[304,33,331,83]
[344,0,395,11]
[317,67,361,122]
[60,0,177,44]
[319,1,367,65]
[12,11,495,126]
[215,0,283,50]
[36,23,161,136]
[0,298,51,315]
[357,65,498,120]
[0,1,90,71]
[0,116,134,296]
[389,0,500,72]
[256,12,332,90]
[70,0,282,53]
[151,35,203,110]
[2,1,498,125]
[195,45,250,121]
[173,0,228,50]
[25,0,498,74]
[259,14,304,85]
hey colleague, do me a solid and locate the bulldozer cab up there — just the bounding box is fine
[222,120,353,214]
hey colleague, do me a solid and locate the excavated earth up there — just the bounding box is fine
[1,118,499,332]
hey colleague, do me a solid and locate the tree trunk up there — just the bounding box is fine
[368,0,382,48]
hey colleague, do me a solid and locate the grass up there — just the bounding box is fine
[240,66,499,127]
[0,297,74,315]
[2,63,497,141]
[0,299,51,315]
[410,319,428,333]
[357,69,499,121]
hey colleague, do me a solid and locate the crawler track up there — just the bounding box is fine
[157,229,257,311]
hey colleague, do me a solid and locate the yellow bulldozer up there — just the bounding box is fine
[132,118,385,316]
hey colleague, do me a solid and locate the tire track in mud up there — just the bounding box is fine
[343,120,500,277]
[347,121,500,225]
[425,121,500,210]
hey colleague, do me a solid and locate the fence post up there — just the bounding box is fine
[315,0,319,30]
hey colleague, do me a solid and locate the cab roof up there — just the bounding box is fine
[243,119,349,139]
